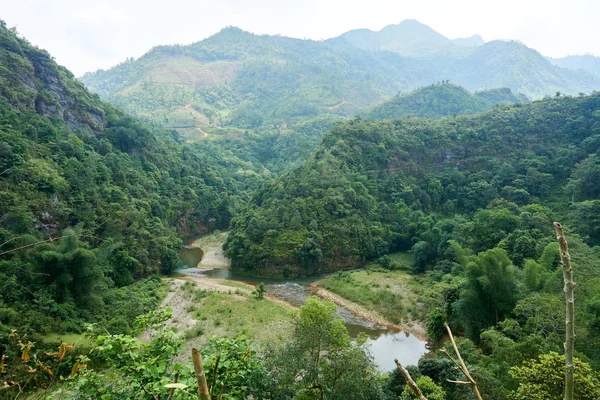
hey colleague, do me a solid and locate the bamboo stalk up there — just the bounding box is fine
[192,348,210,400]
[554,222,575,400]
[444,322,483,400]
[394,359,427,400]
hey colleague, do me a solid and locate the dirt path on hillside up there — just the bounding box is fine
[195,127,208,138]
[327,100,347,110]
[309,283,427,340]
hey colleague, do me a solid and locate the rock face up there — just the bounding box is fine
[0,20,105,132]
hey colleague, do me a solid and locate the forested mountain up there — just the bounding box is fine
[225,93,600,278]
[80,27,419,134]
[551,54,600,78]
[0,20,259,336]
[365,83,528,119]
[81,21,600,142]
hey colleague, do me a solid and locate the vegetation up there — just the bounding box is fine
[365,83,527,120]
[225,92,600,396]
[2,14,600,400]
[318,269,424,324]
[0,20,258,342]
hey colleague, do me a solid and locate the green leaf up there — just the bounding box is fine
[164,383,188,389]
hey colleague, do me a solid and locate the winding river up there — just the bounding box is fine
[179,243,428,371]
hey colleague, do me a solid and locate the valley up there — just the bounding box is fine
[2,11,600,400]
[170,232,428,371]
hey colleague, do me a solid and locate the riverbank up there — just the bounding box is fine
[314,267,428,340]
[310,282,427,340]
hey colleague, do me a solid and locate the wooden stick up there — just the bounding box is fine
[192,348,210,400]
[394,359,427,400]
[444,322,483,400]
[166,372,180,400]
[555,222,574,400]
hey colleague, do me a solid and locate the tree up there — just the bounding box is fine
[451,242,518,340]
[253,282,267,299]
[268,297,384,399]
[509,352,600,400]
[401,376,446,400]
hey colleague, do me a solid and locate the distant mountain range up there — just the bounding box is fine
[329,19,484,56]
[80,20,600,137]
[550,54,600,79]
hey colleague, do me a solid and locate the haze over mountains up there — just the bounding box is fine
[81,19,600,143]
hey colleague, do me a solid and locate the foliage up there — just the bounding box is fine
[253,282,267,299]
[267,297,385,399]
[227,93,600,276]
[0,329,84,399]
[366,83,525,120]
[401,375,446,400]
[56,309,272,399]
[0,20,247,339]
[509,352,600,400]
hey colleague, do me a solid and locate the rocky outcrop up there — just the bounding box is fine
[0,21,105,133]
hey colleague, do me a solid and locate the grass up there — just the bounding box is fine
[317,255,426,324]
[41,333,93,348]
[178,283,293,348]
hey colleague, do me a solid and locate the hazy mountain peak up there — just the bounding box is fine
[334,19,463,57]
[452,34,485,47]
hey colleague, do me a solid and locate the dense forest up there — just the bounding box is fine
[2,13,600,400]
[226,93,600,276]
[0,20,263,338]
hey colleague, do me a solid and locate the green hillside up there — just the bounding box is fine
[80,27,419,133]
[0,20,261,336]
[81,22,600,144]
[365,83,528,119]
[225,93,600,278]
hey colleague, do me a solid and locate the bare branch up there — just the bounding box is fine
[394,359,427,400]
[443,322,483,400]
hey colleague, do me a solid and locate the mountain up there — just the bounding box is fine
[0,20,255,335]
[364,83,528,120]
[331,19,464,57]
[81,27,428,135]
[440,40,599,98]
[550,54,600,78]
[81,22,600,138]
[452,34,485,47]
[224,93,600,278]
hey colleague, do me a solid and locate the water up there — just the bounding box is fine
[179,246,204,268]
[176,265,428,371]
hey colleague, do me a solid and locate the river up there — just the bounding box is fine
[179,245,428,371]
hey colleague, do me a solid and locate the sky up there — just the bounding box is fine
[1,0,598,76]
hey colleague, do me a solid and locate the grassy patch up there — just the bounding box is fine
[185,287,293,347]
[41,333,93,348]
[318,268,426,323]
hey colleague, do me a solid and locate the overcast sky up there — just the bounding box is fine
[1,0,597,76]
